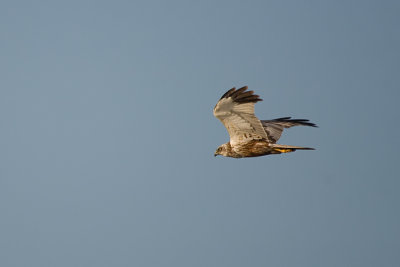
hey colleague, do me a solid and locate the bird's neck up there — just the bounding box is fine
[226,142,242,158]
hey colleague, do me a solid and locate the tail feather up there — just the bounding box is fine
[270,144,315,154]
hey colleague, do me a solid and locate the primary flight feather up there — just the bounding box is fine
[213,86,317,158]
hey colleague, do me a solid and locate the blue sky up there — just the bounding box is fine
[1,1,399,266]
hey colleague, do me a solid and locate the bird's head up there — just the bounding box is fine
[214,143,229,157]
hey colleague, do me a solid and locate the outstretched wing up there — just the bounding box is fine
[261,117,317,143]
[213,86,268,145]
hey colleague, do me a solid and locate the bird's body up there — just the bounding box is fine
[216,140,314,158]
[213,86,316,158]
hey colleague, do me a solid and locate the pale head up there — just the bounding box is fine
[214,143,229,157]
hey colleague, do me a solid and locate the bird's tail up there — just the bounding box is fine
[270,144,315,154]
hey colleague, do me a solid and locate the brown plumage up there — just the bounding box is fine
[213,86,317,158]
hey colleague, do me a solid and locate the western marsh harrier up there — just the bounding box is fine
[213,86,317,158]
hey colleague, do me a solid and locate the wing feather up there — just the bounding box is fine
[261,117,317,143]
[213,86,268,145]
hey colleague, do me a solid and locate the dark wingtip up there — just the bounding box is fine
[219,86,262,104]
[302,121,318,128]
[219,87,236,100]
[273,117,318,127]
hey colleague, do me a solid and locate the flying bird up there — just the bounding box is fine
[213,86,317,158]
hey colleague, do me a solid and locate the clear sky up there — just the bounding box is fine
[1,0,399,266]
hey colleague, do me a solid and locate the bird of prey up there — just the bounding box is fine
[213,86,317,158]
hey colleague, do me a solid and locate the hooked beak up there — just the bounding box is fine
[214,153,218,157]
